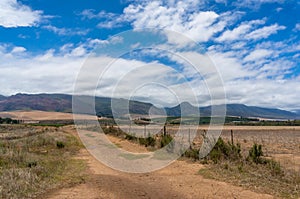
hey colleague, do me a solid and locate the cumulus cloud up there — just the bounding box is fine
[0,0,43,28]
[225,78,300,110]
[122,1,230,44]
[0,47,83,95]
[0,36,299,110]
[1,0,299,110]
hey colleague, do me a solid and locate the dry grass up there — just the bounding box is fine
[0,125,86,199]
[198,138,300,199]
[199,161,300,198]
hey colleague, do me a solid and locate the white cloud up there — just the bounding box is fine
[216,21,285,42]
[208,50,253,81]
[0,48,84,95]
[123,1,229,44]
[86,39,109,46]
[257,59,294,79]
[0,0,43,28]
[43,25,90,36]
[204,47,299,110]
[215,0,227,4]
[11,46,26,54]
[80,9,126,29]
[18,34,29,39]
[225,78,300,110]
[216,19,265,42]
[0,38,299,110]
[80,9,118,20]
[234,0,284,8]
[293,23,300,32]
[59,44,74,53]
[70,46,86,57]
[244,49,273,62]
[0,41,187,107]
[245,24,286,40]
[97,20,124,29]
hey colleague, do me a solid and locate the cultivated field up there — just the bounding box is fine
[0,111,97,121]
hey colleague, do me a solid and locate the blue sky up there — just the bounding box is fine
[0,0,299,110]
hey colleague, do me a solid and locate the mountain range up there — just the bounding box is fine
[0,93,299,119]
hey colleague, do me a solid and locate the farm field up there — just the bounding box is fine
[0,111,97,121]
[117,124,300,172]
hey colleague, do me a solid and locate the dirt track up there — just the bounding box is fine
[45,126,274,199]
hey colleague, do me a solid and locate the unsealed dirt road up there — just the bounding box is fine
[45,126,274,199]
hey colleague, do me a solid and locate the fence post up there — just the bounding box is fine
[188,128,191,149]
[231,129,234,145]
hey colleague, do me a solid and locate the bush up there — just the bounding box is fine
[207,137,242,163]
[56,141,65,149]
[267,159,283,176]
[159,134,174,153]
[27,161,37,168]
[101,125,123,136]
[125,134,137,141]
[160,134,173,148]
[184,148,200,160]
[139,136,156,147]
[247,143,263,164]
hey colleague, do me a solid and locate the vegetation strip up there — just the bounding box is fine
[0,125,86,198]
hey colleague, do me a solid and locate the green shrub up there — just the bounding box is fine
[207,137,242,163]
[248,143,263,164]
[27,161,37,168]
[160,134,174,153]
[209,148,223,163]
[56,141,65,149]
[160,134,173,148]
[267,159,283,176]
[184,148,199,160]
[101,126,122,136]
[139,136,156,147]
[125,134,137,141]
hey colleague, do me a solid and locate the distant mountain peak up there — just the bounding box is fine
[179,101,195,107]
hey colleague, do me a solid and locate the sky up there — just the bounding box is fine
[0,0,299,111]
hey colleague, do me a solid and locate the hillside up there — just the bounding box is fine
[165,102,299,119]
[165,102,199,117]
[199,104,299,119]
[0,94,162,118]
[0,95,7,101]
[0,93,72,112]
[0,93,298,119]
